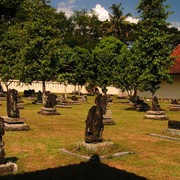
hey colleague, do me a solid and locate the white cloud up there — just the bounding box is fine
[125,16,139,24]
[56,0,76,17]
[92,4,110,21]
[169,22,180,31]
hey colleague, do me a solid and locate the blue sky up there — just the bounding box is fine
[50,0,180,29]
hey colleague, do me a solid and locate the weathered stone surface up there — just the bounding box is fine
[164,128,180,137]
[146,111,165,115]
[84,95,104,143]
[55,104,72,108]
[1,116,26,124]
[38,107,60,115]
[103,115,116,125]
[144,114,168,120]
[144,110,168,120]
[1,116,30,131]
[168,120,180,129]
[7,89,19,118]
[149,133,180,141]
[4,123,30,131]
[0,162,18,175]
[169,104,180,111]
[59,148,134,160]
[80,141,114,152]
[17,104,24,109]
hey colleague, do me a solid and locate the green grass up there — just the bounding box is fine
[0,95,180,180]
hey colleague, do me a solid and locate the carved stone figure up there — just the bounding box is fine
[0,83,5,97]
[37,91,42,103]
[84,95,104,143]
[7,89,19,118]
[136,97,150,111]
[171,99,179,104]
[151,96,161,111]
[44,93,57,108]
[0,118,5,164]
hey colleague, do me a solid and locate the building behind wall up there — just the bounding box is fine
[138,44,180,99]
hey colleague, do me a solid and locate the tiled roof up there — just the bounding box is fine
[170,44,180,74]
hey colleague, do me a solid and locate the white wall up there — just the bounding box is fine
[138,74,180,99]
[1,80,123,95]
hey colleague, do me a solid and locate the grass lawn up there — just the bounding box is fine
[0,95,179,180]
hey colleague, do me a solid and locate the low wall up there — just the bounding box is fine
[1,80,125,96]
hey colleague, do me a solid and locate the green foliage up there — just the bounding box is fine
[67,9,104,50]
[113,45,137,97]
[131,0,175,95]
[14,0,63,83]
[92,36,125,93]
[108,3,135,44]
[57,46,93,87]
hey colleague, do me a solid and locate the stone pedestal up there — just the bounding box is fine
[55,103,72,108]
[0,162,17,175]
[103,110,115,125]
[17,103,24,109]
[164,128,180,137]
[80,141,114,152]
[1,116,30,131]
[169,104,180,111]
[103,115,116,125]
[164,120,180,136]
[144,111,168,120]
[38,107,60,115]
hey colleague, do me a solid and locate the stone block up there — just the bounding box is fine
[38,107,60,115]
[4,123,30,131]
[0,162,17,175]
[80,141,114,152]
[1,116,26,124]
[163,128,180,137]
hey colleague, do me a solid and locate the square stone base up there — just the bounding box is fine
[144,111,168,120]
[1,116,26,124]
[80,141,114,152]
[4,123,30,131]
[0,162,17,175]
[103,115,116,125]
[164,128,180,137]
[55,104,72,108]
[38,107,60,115]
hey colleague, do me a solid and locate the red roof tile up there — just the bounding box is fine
[170,44,180,74]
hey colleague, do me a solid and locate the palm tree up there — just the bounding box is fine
[109,3,132,41]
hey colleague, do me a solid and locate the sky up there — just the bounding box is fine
[50,0,180,30]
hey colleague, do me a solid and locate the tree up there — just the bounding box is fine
[131,0,175,95]
[56,46,93,95]
[108,3,134,43]
[14,0,63,103]
[68,9,104,50]
[113,46,138,97]
[92,36,125,94]
[0,25,23,90]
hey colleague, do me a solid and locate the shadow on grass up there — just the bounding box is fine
[1,154,147,180]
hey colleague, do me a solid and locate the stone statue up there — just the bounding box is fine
[84,94,104,143]
[0,117,5,164]
[136,97,150,111]
[37,91,42,103]
[171,99,179,104]
[0,83,5,97]
[44,93,57,108]
[99,94,108,115]
[151,96,161,111]
[7,89,19,118]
